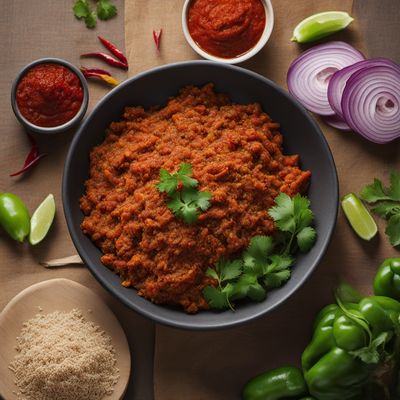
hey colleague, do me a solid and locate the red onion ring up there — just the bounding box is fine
[341,64,400,144]
[328,58,399,118]
[323,114,351,131]
[287,41,364,116]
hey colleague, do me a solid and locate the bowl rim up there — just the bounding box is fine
[63,60,338,330]
[11,57,89,134]
[181,0,275,64]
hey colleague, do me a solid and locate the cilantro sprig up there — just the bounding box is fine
[73,0,117,29]
[360,171,400,247]
[203,193,317,310]
[156,163,212,224]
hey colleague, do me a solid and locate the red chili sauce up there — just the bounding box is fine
[16,63,83,127]
[187,0,266,59]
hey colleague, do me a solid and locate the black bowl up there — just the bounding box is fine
[63,61,338,330]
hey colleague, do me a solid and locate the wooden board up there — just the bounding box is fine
[0,278,131,400]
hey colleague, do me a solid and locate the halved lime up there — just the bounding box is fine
[341,193,377,240]
[29,194,56,245]
[291,11,354,43]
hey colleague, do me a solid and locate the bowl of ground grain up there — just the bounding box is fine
[63,61,338,330]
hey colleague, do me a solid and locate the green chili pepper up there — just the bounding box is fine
[291,11,354,43]
[242,366,307,400]
[0,192,30,242]
[374,258,400,301]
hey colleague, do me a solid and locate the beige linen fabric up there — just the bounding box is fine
[124,1,400,399]
[0,2,154,399]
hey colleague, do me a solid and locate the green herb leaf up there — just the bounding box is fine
[269,193,296,232]
[266,254,294,272]
[73,0,90,18]
[177,163,198,188]
[205,267,219,282]
[218,259,243,282]
[84,11,97,28]
[203,286,230,309]
[297,226,317,252]
[97,0,117,20]
[388,171,400,201]
[372,202,400,218]
[360,178,391,203]
[156,169,178,195]
[335,282,363,304]
[264,269,291,288]
[350,332,392,364]
[386,214,400,247]
[243,236,273,270]
[195,191,212,211]
[247,282,267,302]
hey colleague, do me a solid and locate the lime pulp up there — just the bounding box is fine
[291,11,354,43]
[29,194,56,245]
[341,193,377,241]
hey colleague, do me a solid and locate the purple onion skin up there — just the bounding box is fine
[328,58,400,119]
[323,114,351,131]
[341,63,400,144]
[287,41,365,116]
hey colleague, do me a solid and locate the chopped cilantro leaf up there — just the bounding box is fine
[84,11,97,28]
[360,178,391,203]
[264,269,291,289]
[203,193,315,310]
[97,0,117,20]
[156,163,211,224]
[297,226,317,252]
[372,202,400,218]
[360,171,400,247]
[386,214,400,247]
[203,286,230,310]
[156,169,178,195]
[73,0,90,18]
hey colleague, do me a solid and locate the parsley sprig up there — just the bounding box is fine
[73,0,117,29]
[360,171,400,247]
[203,193,317,310]
[156,163,212,224]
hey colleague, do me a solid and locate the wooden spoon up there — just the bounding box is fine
[0,279,131,400]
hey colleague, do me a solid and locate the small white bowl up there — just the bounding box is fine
[182,0,274,64]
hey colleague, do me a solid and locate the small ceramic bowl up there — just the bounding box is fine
[182,0,274,64]
[11,58,89,134]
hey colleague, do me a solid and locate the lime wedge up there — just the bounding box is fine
[341,193,377,240]
[291,11,354,43]
[29,194,56,245]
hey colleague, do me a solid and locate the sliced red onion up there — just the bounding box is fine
[341,64,400,144]
[323,114,351,131]
[287,41,365,116]
[328,58,399,118]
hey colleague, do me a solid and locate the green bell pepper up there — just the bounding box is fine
[374,258,400,301]
[242,366,308,400]
[0,192,30,242]
[302,293,400,400]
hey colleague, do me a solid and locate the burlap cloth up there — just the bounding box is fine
[0,2,153,399]
[125,1,400,399]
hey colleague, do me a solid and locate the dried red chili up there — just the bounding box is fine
[10,132,47,177]
[153,29,163,51]
[98,36,128,65]
[81,52,128,69]
[80,67,119,86]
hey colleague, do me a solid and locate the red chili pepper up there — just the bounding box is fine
[98,36,128,66]
[10,132,47,177]
[80,67,119,86]
[80,52,128,69]
[153,29,163,51]
[80,67,112,76]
